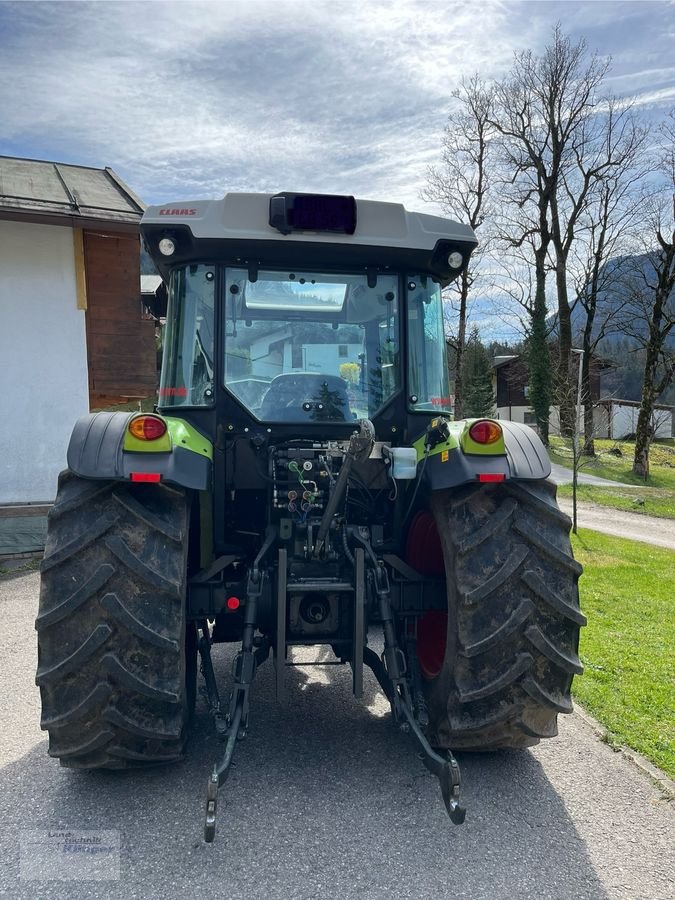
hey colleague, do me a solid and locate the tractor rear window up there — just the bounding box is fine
[224,268,400,422]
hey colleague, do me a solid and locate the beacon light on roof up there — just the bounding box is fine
[159,237,176,256]
[269,192,357,235]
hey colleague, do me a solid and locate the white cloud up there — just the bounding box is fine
[0,0,673,217]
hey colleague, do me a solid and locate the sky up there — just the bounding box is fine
[1,0,674,214]
[1,0,674,342]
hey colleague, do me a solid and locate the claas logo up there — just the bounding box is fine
[159,208,197,216]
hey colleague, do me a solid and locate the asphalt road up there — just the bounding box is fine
[1,571,673,900]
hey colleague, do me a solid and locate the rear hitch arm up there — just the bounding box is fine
[362,640,465,825]
[354,532,466,826]
[397,697,465,825]
[203,562,271,843]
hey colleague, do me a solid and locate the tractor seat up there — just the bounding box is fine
[259,373,350,421]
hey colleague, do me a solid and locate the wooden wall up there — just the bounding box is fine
[495,358,530,407]
[83,231,157,405]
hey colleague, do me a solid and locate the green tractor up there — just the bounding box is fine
[36,192,584,841]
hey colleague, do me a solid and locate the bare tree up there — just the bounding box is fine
[491,219,555,441]
[571,107,650,454]
[423,75,495,419]
[490,26,644,435]
[622,112,675,477]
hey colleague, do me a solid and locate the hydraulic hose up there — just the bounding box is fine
[313,419,374,557]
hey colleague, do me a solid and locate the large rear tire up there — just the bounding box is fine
[36,471,195,769]
[417,480,585,750]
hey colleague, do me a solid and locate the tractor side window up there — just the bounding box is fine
[407,276,452,414]
[159,265,215,407]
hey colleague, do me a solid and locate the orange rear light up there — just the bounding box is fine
[128,415,167,441]
[469,420,502,445]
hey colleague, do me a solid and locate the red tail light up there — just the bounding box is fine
[128,415,167,441]
[469,420,502,444]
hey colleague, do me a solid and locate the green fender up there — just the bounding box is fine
[66,411,212,490]
[412,419,551,491]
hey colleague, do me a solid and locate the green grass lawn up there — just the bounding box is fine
[549,437,675,490]
[571,529,675,778]
[551,437,675,519]
[558,483,675,519]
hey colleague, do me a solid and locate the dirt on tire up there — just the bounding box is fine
[424,479,585,750]
[36,471,193,769]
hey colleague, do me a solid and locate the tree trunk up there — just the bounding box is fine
[632,342,659,478]
[554,254,575,436]
[632,246,674,477]
[528,246,552,445]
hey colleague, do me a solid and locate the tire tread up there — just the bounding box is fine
[36,473,191,768]
[425,479,584,750]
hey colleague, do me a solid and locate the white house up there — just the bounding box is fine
[0,156,148,556]
[594,398,673,440]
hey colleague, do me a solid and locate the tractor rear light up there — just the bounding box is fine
[477,473,505,483]
[130,472,162,482]
[128,415,167,441]
[469,420,502,444]
[226,597,241,611]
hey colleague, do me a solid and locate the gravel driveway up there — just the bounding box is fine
[556,498,675,550]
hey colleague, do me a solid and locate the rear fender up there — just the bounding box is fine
[413,419,551,491]
[66,411,212,490]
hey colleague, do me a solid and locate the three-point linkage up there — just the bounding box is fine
[200,521,465,843]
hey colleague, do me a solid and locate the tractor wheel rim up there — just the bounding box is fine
[405,511,447,679]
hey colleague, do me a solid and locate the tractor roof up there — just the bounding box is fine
[141,192,477,284]
[143,192,475,250]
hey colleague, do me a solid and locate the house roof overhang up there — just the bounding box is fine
[0,156,144,233]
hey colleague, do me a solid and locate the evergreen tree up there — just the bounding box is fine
[461,327,495,417]
[527,294,553,444]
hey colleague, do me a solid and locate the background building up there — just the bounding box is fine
[0,156,154,555]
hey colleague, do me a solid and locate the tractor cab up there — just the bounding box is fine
[141,192,477,436]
